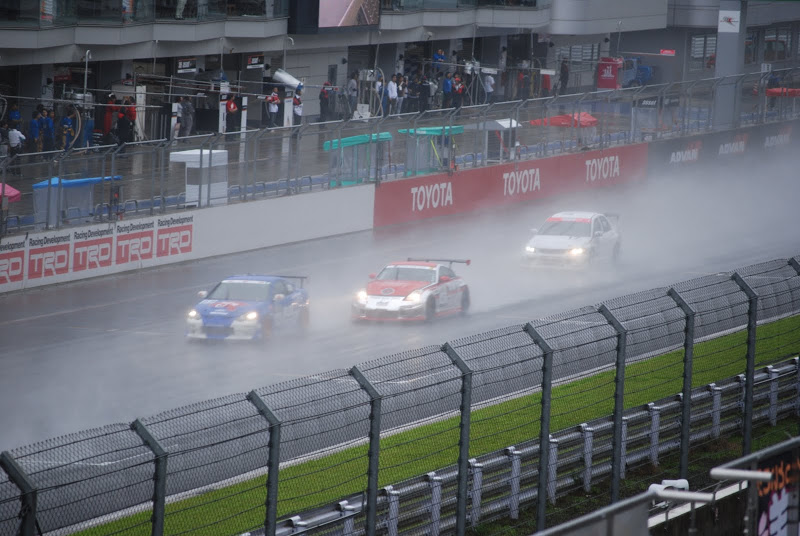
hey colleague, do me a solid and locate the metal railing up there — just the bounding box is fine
[1,255,798,536]
[3,67,800,236]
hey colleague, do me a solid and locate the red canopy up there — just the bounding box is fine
[765,87,800,97]
[0,183,22,203]
[530,112,599,128]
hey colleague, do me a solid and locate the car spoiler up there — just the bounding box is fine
[272,275,309,288]
[407,258,471,267]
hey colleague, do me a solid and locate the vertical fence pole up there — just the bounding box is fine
[668,287,696,480]
[0,451,37,536]
[598,304,627,503]
[523,322,554,531]
[349,366,382,536]
[732,272,759,455]
[442,342,472,536]
[130,419,167,536]
[246,390,282,535]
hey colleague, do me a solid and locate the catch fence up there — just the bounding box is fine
[1,255,799,535]
[3,67,800,235]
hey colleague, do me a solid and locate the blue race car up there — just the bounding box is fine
[186,275,309,341]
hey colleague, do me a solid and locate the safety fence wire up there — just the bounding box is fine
[526,307,618,525]
[0,464,22,536]
[252,369,371,525]
[450,325,544,532]
[356,346,462,536]
[598,288,686,501]
[5,424,154,535]
[138,393,269,535]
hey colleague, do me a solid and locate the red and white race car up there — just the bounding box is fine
[352,258,471,322]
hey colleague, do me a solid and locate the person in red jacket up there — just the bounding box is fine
[124,96,137,122]
[103,93,119,136]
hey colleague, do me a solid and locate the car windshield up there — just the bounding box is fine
[539,220,591,237]
[206,281,271,301]
[377,266,436,283]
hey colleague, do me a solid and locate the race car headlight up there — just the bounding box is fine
[569,247,585,256]
[356,290,368,304]
[525,246,536,253]
[188,309,198,318]
[242,311,259,321]
[404,290,422,303]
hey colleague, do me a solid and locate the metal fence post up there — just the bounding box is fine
[598,304,627,503]
[647,403,660,466]
[767,366,779,426]
[709,383,722,438]
[732,272,759,455]
[523,322,554,531]
[349,366,382,536]
[505,446,522,519]
[246,390,282,535]
[469,458,483,527]
[0,451,37,536]
[668,287,696,480]
[442,342,472,536]
[131,419,167,536]
[580,424,594,492]
[426,472,442,536]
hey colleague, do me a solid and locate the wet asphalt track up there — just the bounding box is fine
[1,158,799,452]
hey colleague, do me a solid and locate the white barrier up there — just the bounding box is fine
[0,185,376,293]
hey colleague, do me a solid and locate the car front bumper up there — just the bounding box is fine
[351,302,427,322]
[185,317,264,341]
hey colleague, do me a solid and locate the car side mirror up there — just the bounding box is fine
[593,231,603,238]
[530,228,538,234]
[197,290,208,298]
[368,273,377,279]
[439,275,451,283]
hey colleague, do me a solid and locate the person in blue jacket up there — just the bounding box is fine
[43,110,56,152]
[60,106,77,151]
[28,110,42,153]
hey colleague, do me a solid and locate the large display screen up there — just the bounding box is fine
[318,0,380,28]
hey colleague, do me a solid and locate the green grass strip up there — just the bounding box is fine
[76,314,800,535]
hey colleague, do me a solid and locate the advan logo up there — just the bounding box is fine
[410,182,453,212]
[585,155,620,182]
[503,168,541,197]
[764,127,792,149]
[670,141,702,164]
[719,133,748,155]
[157,225,193,257]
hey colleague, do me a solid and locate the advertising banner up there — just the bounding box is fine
[374,144,648,227]
[72,225,115,274]
[114,218,156,267]
[756,449,800,536]
[27,231,72,281]
[597,57,623,90]
[0,235,27,291]
[156,215,194,258]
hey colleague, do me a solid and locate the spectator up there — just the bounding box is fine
[396,75,406,115]
[433,48,446,74]
[452,74,465,109]
[419,76,431,113]
[8,103,21,127]
[124,96,137,123]
[42,110,56,152]
[442,71,453,109]
[450,50,459,73]
[559,59,569,95]
[28,110,42,153]
[767,71,780,110]
[115,110,132,146]
[347,72,359,116]
[267,87,280,127]
[318,81,332,122]
[0,121,9,158]
[180,96,194,137]
[173,96,183,140]
[540,72,551,98]
[7,122,25,173]
[484,72,495,104]
[103,93,118,136]
[387,74,398,115]
[292,89,303,126]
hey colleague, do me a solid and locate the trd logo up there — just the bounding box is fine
[0,252,25,284]
[157,225,193,257]
[116,232,154,264]
[29,246,70,279]
[74,239,113,271]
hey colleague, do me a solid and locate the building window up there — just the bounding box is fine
[745,31,758,64]
[764,27,791,62]
[689,34,716,71]
[556,43,600,72]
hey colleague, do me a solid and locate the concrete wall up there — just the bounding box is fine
[551,0,668,34]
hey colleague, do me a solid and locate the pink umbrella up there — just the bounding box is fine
[0,183,22,203]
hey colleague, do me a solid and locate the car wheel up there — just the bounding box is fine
[425,297,436,323]
[298,307,310,331]
[261,318,273,341]
[460,289,470,315]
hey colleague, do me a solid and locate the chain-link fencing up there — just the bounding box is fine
[1,255,799,536]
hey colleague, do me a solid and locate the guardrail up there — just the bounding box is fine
[255,358,799,535]
[2,66,800,235]
[1,255,798,536]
